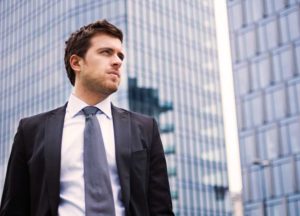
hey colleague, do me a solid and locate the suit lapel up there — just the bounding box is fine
[44,104,66,216]
[112,105,131,212]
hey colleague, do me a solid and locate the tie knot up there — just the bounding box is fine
[82,106,99,116]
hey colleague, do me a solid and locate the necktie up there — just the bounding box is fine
[82,106,115,216]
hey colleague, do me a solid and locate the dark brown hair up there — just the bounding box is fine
[64,19,123,86]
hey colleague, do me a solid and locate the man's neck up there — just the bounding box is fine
[73,88,108,106]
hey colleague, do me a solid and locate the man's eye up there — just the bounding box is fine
[118,54,124,61]
[101,50,110,54]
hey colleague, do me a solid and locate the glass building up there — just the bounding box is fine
[227,0,300,215]
[1,1,231,215]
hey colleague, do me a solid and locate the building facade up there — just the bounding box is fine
[0,1,231,215]
[227,0,300,215]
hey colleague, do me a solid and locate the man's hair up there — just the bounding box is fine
[64,19,123,86]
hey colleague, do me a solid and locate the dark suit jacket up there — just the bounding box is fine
[0,104,174,216]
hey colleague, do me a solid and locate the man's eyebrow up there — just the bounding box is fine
[97,47,125,59]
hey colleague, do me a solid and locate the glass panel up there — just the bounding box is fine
[271,202,285,216]
[250,170,262,200]
[265,0,274,15]
[279,16,289,44]
[281,161,294,194]
[272,54,282,83]
[245,29,256,58]
[242,172,250,201]
[295,82,300,110]
[295,45,300,74]
[251,61,260,90]
[273,87,286,119]
[236,65,249,95]
[274,0,285,11]
[230,3,243,31]
[244,99,252,128]
[273,165,283,196]
[281,48,293,79]
[258,25,266,53]
[266,19,278,49]
[288,200,298,216]
[289,121,300,153]
[252,0,263,22]
[264,167,273,197]
[288,10,300,40]
[249,206,263,216]
[288,84,298,114]
[265,126,279,159]
[252,95,263,126]
[244,133,256,164]
[258,132,267,159]
[265,92,274,122]
[297,159,300,191]
[244,0,253,24]
[280,124,290,155]
[258,57,271,88]
[238,33,246,60]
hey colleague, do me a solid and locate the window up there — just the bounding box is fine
[245,28,257,58]
[244,0,263,24]
[251,56,271,89]
[250,169,263,200]
[272,46,294,83]
[281,48,294,79]
[265,86,287,121]
[241,132,257,165]
[295,42,300,74]
[296,157,300,191]
[288,84,298,115]
[273,158,295,196]
[267,200,286,216]
[229,2,243,31]
[243,93,264,128]
[258,18,278,52]
[258,125,279,159]
[258,56,271,87]
[238,27,257,60]
[287,80,300,114]
[288,197,300,216]
[235,64,250,95]
[245,204,263,216]
[265,19,278,49]
[280,9,300,44]
[242,171,250,202]
[288,120,300,153]
[265,0,285,15]
[288,9,300,41]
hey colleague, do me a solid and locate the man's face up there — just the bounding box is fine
[77,34,124,97]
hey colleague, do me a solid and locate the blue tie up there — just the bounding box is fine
[82,106,115,216]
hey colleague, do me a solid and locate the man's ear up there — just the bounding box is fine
[69,54,83,74]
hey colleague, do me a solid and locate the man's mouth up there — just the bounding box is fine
[108,71,120,78]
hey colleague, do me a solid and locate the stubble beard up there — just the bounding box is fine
[86,78,120,98]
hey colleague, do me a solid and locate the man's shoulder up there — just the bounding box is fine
[20,104,67,127]
[112,105,155,125]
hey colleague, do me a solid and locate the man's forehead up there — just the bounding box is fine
[90,34,123,49]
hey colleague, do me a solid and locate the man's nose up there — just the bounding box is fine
[112,55,122,68]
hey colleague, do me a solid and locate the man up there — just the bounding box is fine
[0,20,174,216]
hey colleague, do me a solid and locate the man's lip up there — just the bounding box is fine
[108,71,120,78]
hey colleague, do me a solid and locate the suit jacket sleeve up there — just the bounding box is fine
[0,119,30,216]
[148,119,174,216]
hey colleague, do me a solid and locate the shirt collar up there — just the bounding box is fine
[66,93,112,119]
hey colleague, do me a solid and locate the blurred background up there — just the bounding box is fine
[0,0,299,215]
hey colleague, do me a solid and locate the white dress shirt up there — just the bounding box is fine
[58,94,125,216]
